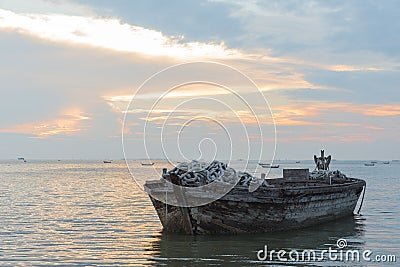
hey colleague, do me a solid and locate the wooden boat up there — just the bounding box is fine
[144,151,366,234]
[142,162,155,166]
[364,163,374,166]
[103,160,112,163]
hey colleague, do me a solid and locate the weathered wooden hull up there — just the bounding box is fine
[145,178,365,234]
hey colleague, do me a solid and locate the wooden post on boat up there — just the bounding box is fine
[169,173,194,235]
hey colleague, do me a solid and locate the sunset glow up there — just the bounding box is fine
[0,109,91,138]
[0,1,399,159]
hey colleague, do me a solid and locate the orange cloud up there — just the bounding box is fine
[0,109,91,138]
[250,101,398,129]
[278,133,374,143]
[350,104,400,117]
[119,101,396,129]
[273,102,400,119]
[326,65,382,72]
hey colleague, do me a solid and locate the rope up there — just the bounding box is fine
[357,184,366,214]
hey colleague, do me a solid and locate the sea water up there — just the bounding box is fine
[0,160,399,266]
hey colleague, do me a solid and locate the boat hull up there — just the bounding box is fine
[146,178,365,234]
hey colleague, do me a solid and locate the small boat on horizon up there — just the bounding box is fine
[383,161,390,164]
[17,157,25,161]
[371,161,378,164]
[103,160,112,164]
[141,162,155,166]
[258,163,279,168]
[260,164,279,168]
[364,163,374,166]
[295,161,301,163]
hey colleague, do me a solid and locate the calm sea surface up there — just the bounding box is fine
[0,160,399,266]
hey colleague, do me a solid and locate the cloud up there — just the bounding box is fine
[0,0,94,16]
[278,133,374,143]
[211,0,400,71]
[0,1,398,159]
[324,65,382,72]
[0,5,384,73]
[350,104,400,117]
[211,0,341,45]
[0,109,91,138]
[106,81,399,138]
[0,8,243,60]
[273,101,400,120]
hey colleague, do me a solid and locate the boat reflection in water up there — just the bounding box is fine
[148,215,365,266]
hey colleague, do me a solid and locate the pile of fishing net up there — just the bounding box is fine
[309,170,347,180]
[164,160,265,187]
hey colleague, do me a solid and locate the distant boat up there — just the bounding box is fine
[103,160,112,164]
[141,162,155,166]
[383,161,390,164]
[295,161,301,163]
[17,157,25,161]
[371,161,377,164]
[392,160,399,162]
[364,163,375,166]
[258,163,270,167]
[261,164,279,168]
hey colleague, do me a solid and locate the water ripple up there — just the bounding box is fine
[0,160,399,266]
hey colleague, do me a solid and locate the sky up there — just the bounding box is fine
[0,0,399,160]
